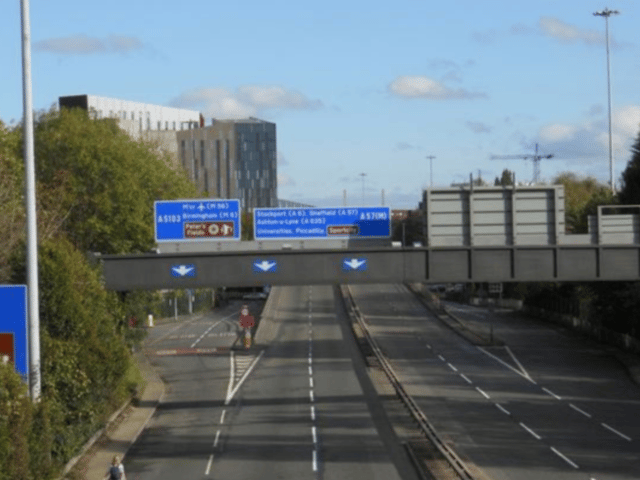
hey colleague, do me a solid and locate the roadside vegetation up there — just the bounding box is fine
[0,107,198,479]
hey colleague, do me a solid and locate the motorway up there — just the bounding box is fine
[348,284,640,480]
[123,287,419,480]
[120,284,640,480]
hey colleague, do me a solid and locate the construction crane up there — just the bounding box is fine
[490,143,554,183]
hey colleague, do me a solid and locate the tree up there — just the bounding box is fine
[553,172,615,233]
[494,168,515,186]
[619,130,640,205]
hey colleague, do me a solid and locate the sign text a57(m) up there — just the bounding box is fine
[154,199,241,242]
[253,206,391,240]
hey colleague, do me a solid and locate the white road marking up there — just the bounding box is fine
[310,389,315,402]
[460,374,473,384]
[569,403,592,418]
[550,447,579,469]
[478,347,536,384]
[309,377,314,388]
[312,449,318,472]
[213,429,221,448]
[191,320,224,348]
[505,346,532,380]
[426,344,432,349]
[438,355,446,361]
[520,422,542,440]
[312,426,317,444]
[601,423,632,441]
[476,387,491,399]
[309,366,313,376]
[220,410,226,424]
[205,454,214,475]
[226,351,235,401]
[447,363,458,372]
[311,405,316,421]
[542,387,562,400]
[225,351,265,405]
[495,403,511,415]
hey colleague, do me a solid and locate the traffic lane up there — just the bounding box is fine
[442,301,640,459]
[209,286,406,480]
[124,351,231,479]
[350,284,600,480]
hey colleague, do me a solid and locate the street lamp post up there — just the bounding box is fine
[359,173,366,206]
[426,155,436,188]
[594,7,619,193]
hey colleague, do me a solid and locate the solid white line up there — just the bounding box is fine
[460,373,473,384]
[213,429,221,448]
[505,346,532,380]
[550,447,579,469]
[476,387,491,399]
[569,403,592,418]
[447,363,458,372]
[477,347,536,384]
[520,422,542,440]
[601,423,632,441]
[495,403,511,415]
[225,351,264,405]
[220,410,226,424]
[312,426,317,444]
[310,390,314,402]
[191,320,223,348]
[205,454,214,475]
[311,405,316,421]
[438,355,446,361]
[309,377,314,388]
[226,351,235,402]
[542,387,562,400]
[312,449,318,472]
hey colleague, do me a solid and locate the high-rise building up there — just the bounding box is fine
[176,118,277,210]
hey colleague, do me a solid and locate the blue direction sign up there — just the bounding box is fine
[0,285,28,381]
[254,207,391,240]
[253,259,278,273]
[343,258,368,271]
[155,199,240,242]
[171,264,196,278]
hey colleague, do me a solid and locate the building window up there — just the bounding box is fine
[200,140,205,167]
[216,140,222,195]
[172,121,176,130]
[180,140,186,168]
[225,139,231,198]
[131,112,135,120]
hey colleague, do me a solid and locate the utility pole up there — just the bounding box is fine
[21,0,41,401]
[426,155,436,188]
[360,173,366,206]
[594,7,619,193]
[491,143,554,183]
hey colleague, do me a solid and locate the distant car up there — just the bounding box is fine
[242,292,267,300]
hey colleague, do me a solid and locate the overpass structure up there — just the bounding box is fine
[101,186,640,291]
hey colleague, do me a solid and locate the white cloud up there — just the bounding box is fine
[33,34,143,54]
[539,17,604,46]
[171,85,322,119]
[388,76,486,100]
[466,121,492,134]
[277,172,296,187]
[537,105,640,162]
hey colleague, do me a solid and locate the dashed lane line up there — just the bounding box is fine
[601,423,632,442]
[550,447,579,469]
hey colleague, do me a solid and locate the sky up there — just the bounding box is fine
[2,0,640,209]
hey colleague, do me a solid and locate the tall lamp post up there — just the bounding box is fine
[426,155,436,188]
[594,7,619,193]
[359,173,366,206]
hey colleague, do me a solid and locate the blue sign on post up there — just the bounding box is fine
[0,285,28,381]
[155,199,241,242]
[254,207,391,240]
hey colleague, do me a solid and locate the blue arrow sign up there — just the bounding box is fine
[171,264,196,277]
[254,207,391,240]
[0,285,28,381]
[253,259,277,273]
[155,199,240,242]
[343,258,368,271]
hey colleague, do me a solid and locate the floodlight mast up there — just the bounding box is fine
[490,143,554,183]
[594,7,619,193]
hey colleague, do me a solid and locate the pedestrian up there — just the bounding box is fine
[108,455,126,480]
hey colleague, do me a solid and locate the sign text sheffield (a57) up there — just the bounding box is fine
[254,207,390,239]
